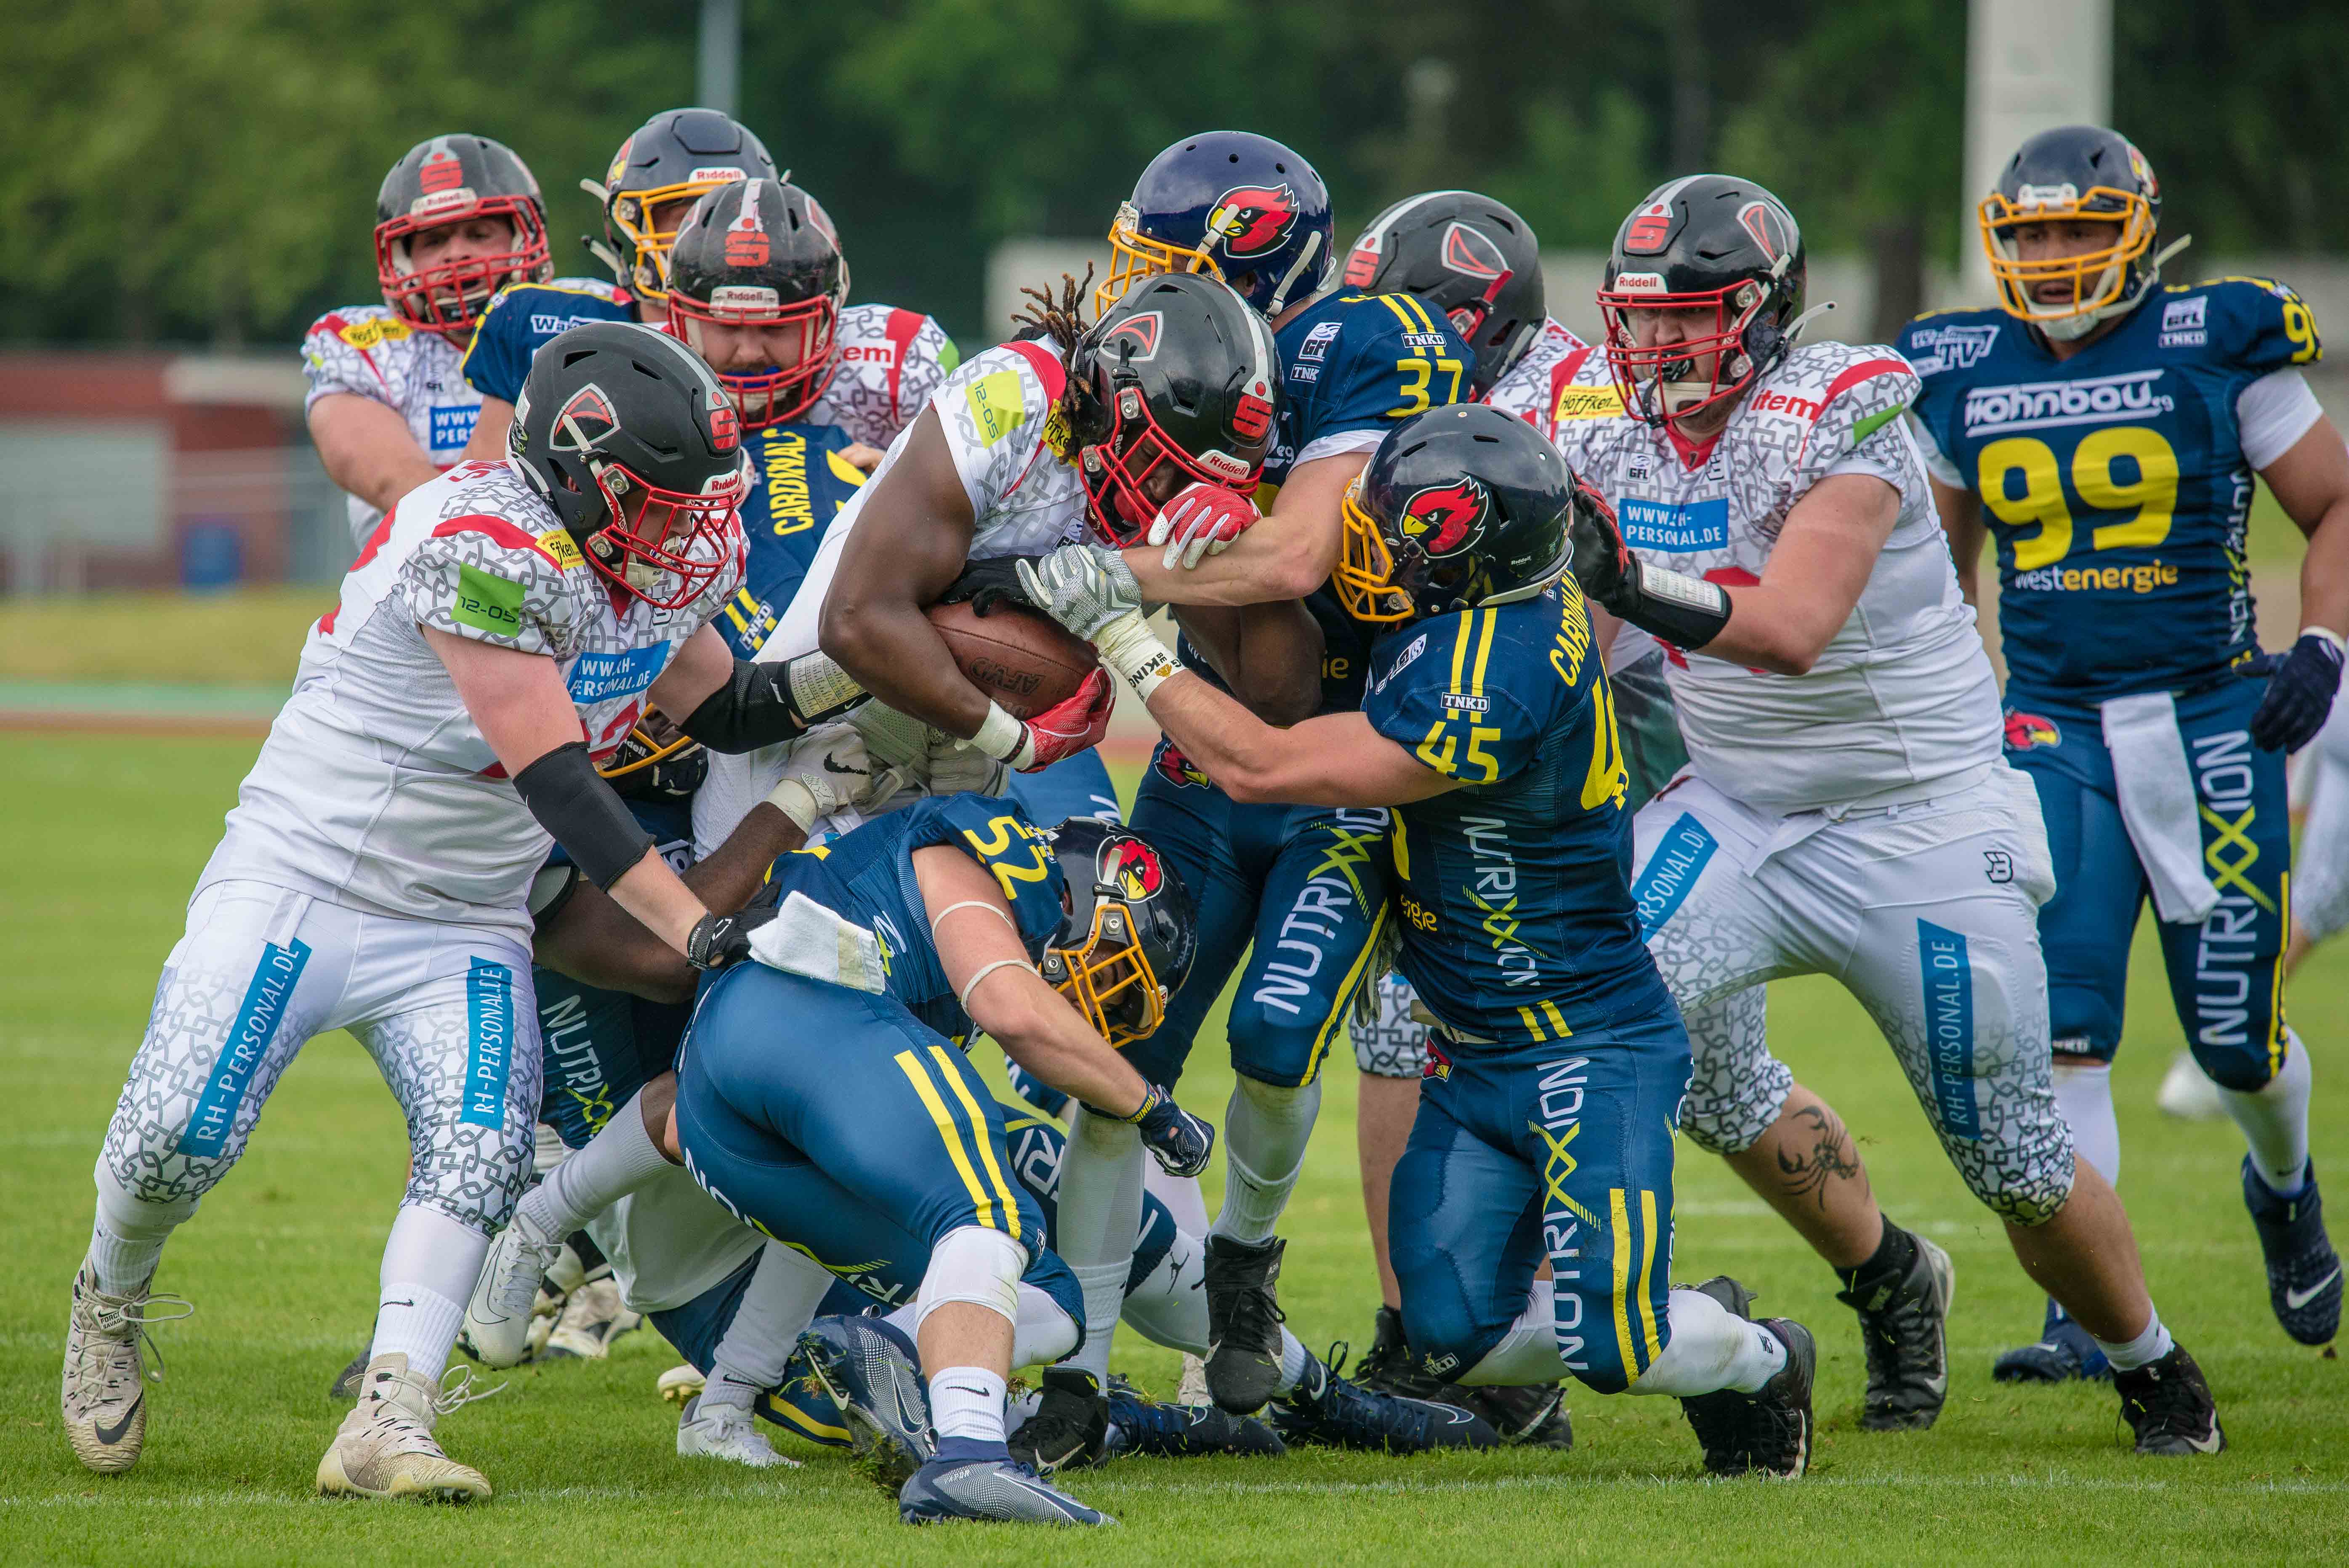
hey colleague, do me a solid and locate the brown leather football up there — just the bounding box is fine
[926,599,1096,719]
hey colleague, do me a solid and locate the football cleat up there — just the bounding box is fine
[316,1355,498,1502]
[1007,1366,1108,1475]
[1357,1304,1570,1447]
[1272,1342,1500,1454]
[796,1315,936,1491]
[1203,1234,1289,1414]
[900,1448,1114,1526]
[677,1391,801,1468]
[540,1274,643,1360]
[658,1363,708,1405]
[2156,1050,2227,1120]
[1677,1277,1815,1478]
[2243,1157,2342,1346]
[1836,1230,1954,1430]
[463,1213,564,1369]
[1104,1377,1286,1458]
[1994,1299,2113,1383]
[2115,1345,2225,1456]
[60,1265,192,1475]
[1176,1353,1210,1406]
[759,1345,855,1448]
[329,1346,372,1403]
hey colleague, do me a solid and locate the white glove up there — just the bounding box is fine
[1015,543,1144,640]
[1144,481,1261,570]
[926,726,1011,797]
[765,723,903,832]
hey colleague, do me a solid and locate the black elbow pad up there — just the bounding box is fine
[512,741,654,890]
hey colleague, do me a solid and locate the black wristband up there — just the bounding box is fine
[679,654,864,753]
[1617,558,1734,651]
[512,741,655,890]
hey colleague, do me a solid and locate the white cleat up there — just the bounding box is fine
[677,1393,801,1468]
[2157,1050,2227,1120]
[659,1363,708,1405]
[541,1274,642,1360]
[61,1264,192,1475]
[463,1215,565,1368]
[317,1355,499,1502]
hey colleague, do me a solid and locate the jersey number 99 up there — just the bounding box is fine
[1977,426,2180,571]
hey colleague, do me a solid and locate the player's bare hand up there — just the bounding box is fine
[841,441,886,473]
[1146,481,1260,570]
[1015,544,1142,640]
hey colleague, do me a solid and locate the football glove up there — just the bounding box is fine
[2240,630,2346,752]
[934,554,1039,619]
[1566,480,1732,651]
[1147,481,1261,571]
[1097,1083,1216,1179]
[1015,543,1144,641]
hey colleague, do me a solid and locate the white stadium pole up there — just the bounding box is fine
[1961,0,2112,300]
[699,0,741,117]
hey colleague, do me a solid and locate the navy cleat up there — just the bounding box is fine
[757,1344,854,1449]
[2115,1344,2225,1456]
[1006,1366,1108,1475]
[1993,1298,2113,1384]
[1271,1343,1500,1454]
[899,1441,1114,1526]
[2243,1158,2342,1345]
[1356,1305,1570,1448]
[795,1315,934,1491]
[1104,1375,1286,1458]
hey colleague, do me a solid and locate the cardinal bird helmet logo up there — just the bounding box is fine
[1397,477,1489,558]
[1101,837,1165,901]
[1206,184,1300,260]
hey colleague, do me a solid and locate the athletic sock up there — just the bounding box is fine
[2219,1033,2313,1197]
[710,1241,833,1399]
[929,1366,1008,1445]
[88,1168,192,1297]
[1066,1261,1128,1382]
[372,1204,490,1380]
[697,1374,757,1414]
[2094,1305,2174,1373]
[1460,1281,1570,1386]
[1210,1076,1321,1244]
[1835,1215,1920,1297]
[1629,1288,1788,1396]
[1273,1328,1313,1396]
[1053,1108,1144,1382]
[2052,1060,2122,1187]
[518,1090,675,1237]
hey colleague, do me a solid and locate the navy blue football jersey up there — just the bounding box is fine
[711,421,870,656]
[759,794,1067,1041]
[1361,581,1669,1051]
[462,277,639,404]
[1902,277,2322,700]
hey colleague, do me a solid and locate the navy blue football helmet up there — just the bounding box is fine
[1979,125,2164,341]
[1099,132,1334,320]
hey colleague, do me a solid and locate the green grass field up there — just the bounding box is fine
[4,732,2346,1565]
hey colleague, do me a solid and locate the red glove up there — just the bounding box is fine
[1147,481,1261,569]
[1018,667,1116,772]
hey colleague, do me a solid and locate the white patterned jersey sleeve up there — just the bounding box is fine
[813,303,962,449]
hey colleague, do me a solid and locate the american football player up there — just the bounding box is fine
[1903,125,2348,1371]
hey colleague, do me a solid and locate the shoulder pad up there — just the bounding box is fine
[2167,277,2322,372]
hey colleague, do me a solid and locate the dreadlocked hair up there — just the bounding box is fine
[1011,265,1095,381]
[1012,266,1096,460]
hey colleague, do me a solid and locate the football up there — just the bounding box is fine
[926,598,1096,718]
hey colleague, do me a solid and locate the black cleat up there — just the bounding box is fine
[1355,1304,1571,1446]
[1104,1376,1286,1459]
[1993,1300,2112,1383]
[2243,1158,2342,1346]
[2115,1344,2225,1456]
[1203,1235,1289,1414]
[1836,1230,1954,1430]
[1678,1277,1814,1478]
[1272,1343,1500,1454]
[327,1346,372,1403]
[1008,1366,1109,1475]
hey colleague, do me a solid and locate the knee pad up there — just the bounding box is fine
[94,1160,198,1237]
[914,1225,1026,1331]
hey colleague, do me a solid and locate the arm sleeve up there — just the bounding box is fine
[460,286,534,403]
[1359,620,1547,786]
[394,522,573,656]
[2237,369,2329,471]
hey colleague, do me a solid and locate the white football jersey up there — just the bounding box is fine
[302,306,485,546]
[1547,341,2002,810]
[203,460,742,934]
[1482,316,1597,430]
[817,337,1091,569]
[810,303,960,450]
